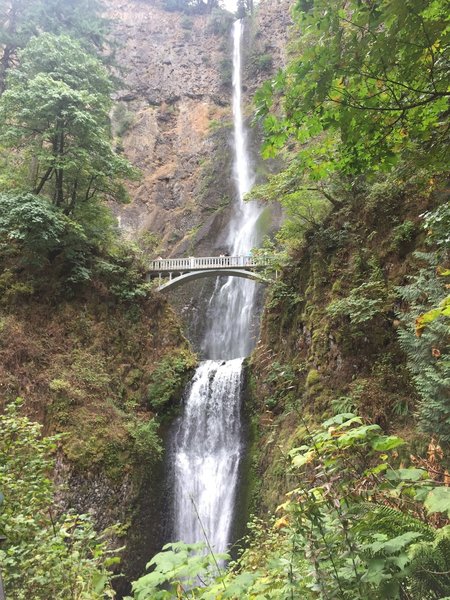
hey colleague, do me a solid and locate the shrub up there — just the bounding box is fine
[112,102,135,137]
[252,53,273,73]
[0,400,117,599]
[207,8,234,35]
[219,58,233,87]
[391,220,416,253]
[129,418,163,461]
[0,193,68,261]
[146,352,196,412]
[327,281,388,325]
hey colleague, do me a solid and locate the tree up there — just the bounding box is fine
[0,33,135,214]
[0,0,107,93]
[162,0,220,14]
[237,0,253,18]
[256,0,450,174]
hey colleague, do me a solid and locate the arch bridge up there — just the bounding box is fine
[148,255,274,292]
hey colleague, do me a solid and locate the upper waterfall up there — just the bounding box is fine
[201,19,264,360]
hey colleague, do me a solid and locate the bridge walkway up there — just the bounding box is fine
[148,255,274,292]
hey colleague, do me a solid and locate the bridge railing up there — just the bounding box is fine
[149,255,272,272]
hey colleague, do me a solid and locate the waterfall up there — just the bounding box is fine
[171,20,262,556]
[201,19,263,360]
[172,360,244,550]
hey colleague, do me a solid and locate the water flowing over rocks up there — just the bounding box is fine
[172,359,244,551]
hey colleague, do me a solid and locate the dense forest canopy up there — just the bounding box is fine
[0,0,107,92]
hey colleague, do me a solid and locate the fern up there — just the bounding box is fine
[356,504,435,541]
[408,526,450,599]
[397,250,450,441]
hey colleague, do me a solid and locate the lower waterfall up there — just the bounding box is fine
[172,359,244,552]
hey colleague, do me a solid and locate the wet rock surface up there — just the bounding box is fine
[108,0,292,257]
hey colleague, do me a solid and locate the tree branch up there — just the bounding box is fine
[34,167,54,195]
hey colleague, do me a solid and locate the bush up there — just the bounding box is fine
[0,400,117,599]
[253,53,273,73]
[129,418,163,461]
[391,220,416,253]
[0,192,68,261]
[146,352,196,412]
[219,58,233,87]
[112,103,135,138]
[207,8,234,35]
[327,281,388,325]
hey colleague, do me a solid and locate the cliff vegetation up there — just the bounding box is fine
[0,0,196,596]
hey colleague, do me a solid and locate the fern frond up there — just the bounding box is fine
[355,504,434,541]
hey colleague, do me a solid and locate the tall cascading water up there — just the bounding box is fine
[171,20,263,555]
[202,18,263,361]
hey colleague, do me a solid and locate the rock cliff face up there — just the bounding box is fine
[108,0,292,257]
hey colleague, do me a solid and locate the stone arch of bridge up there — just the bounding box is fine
[154,269,267,292]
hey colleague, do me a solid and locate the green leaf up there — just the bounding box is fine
[424,487,450,516]
[291,451,315,468]
[371,435,405,452]
[92,573,107,594]
[386,468,426,482]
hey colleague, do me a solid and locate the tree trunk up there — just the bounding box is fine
[54,123,64,206]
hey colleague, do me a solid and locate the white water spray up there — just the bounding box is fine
[172,360,244,550]
[171,20,263,556]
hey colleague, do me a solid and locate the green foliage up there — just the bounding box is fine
[112,102,136,138]
[0,191,102,289]
[391,220,416,252]
[128,418,163,461]
[265,279,303,311]
[95,253,153,303]
[327,281,389,325]
[0,192,69,260]
[423,203,450,248]
[0,400,116,599]
[146,351,197,412]
[249,161,333,250]
[0,33,136,213]
[263,360,297,410]
[207,8,234,35]
[0,0,107,93]
[130,414,450,599]
[256,0,450,174]
[398,210,450,441]
[126,542,228,600]
[219,58,233,87]
[0,191,142,296]
[305,367,320,388]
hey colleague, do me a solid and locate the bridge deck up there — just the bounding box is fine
[149,255,270,273]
